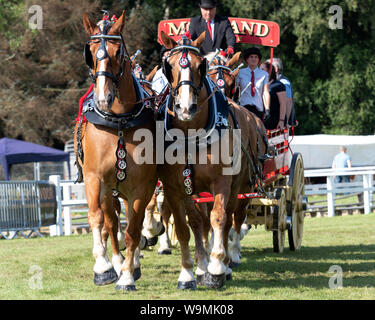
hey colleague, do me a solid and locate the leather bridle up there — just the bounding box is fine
[83,20,130,89]
[164,44,207,101]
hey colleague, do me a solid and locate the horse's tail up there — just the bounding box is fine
[73,118,86,183]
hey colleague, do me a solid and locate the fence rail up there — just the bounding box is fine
[304,167,375,217]
[1,167,374,239]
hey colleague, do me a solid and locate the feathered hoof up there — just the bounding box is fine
[115,284,136,292]
[133,267,141,281]
[229,260,241,269]
[146,236,158,247]
[196,273,207,286]
[93,267,118,286]
[202,273,226,289]
[177,280,197,290]
[158,249,172,255]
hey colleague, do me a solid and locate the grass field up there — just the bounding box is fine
[0,214,374,300]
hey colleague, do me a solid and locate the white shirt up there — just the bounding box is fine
[236,67,269,112]
[152,68,169,94]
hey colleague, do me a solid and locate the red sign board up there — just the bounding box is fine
[158,17,280,47]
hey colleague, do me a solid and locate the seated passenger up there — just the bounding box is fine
[260,62,287,130]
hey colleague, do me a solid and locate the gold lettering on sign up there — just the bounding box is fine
[167,22,190,36]
[255,23,270,37]
[231,21,241,35]
[241,21,255,36]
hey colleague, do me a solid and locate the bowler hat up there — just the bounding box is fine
[199,0,217,9]
[243,47,262,61]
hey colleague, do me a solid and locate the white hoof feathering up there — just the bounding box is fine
[178,268,195,282]
[112,254,124,276]
[93,256,113,274]
[207,258,227,275]
[240,223,250,240]
[116,271,134,286]
[158,232,170,252]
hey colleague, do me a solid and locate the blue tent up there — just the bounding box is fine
[0,138,70,180]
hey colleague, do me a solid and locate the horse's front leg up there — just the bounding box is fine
[86,177,118,286]
[165,195,197,290]
[115,190,153,292]
[204,177,232,289]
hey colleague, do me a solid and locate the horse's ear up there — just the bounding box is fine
[231,68,240,77]
[145,65,159,82]
[109,10,126,35]
[161,31,177,49]
[191,31,206,49]
[227,52,241,68]
[83,12,96,35]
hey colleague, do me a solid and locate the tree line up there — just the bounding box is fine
[0,0,374,149]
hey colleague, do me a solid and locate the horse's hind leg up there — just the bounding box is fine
[86,179,118,286]
[158,199,172,255]
[142,192,164,247]
[229,203,248,268]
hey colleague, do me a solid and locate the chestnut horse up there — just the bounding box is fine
[75,12,157,291]
[158,31,267,289]
[206,51,242,99]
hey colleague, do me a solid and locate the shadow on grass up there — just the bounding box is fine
[229,244,375,289]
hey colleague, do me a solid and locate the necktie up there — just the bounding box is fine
[251,71,255,97]
[207,21,213,40]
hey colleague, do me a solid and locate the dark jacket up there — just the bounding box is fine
[189,15,236,56]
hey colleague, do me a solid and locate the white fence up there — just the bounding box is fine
[46,167,375,237]
[304,166,375,217]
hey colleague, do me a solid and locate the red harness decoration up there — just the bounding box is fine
[75,84,94,123]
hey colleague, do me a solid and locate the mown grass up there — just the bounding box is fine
[0,214,374,300]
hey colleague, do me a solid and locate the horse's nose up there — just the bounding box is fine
[98,93,113,110]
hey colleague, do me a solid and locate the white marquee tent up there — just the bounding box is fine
[289,135,375,169]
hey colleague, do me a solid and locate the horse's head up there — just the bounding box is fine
[207,51,241,98]
[161,31,207,121]
[83,11,129,111]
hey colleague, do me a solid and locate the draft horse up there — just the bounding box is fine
[75,12,157,291]
[206,51,242,99]
[158,31,267,289]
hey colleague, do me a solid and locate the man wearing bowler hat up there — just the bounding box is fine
[189,0,236,56]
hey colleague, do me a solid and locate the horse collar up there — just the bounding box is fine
[164,76,230,148]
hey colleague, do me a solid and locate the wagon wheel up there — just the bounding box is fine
[273,188,287,253]
[287,153,305,251]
